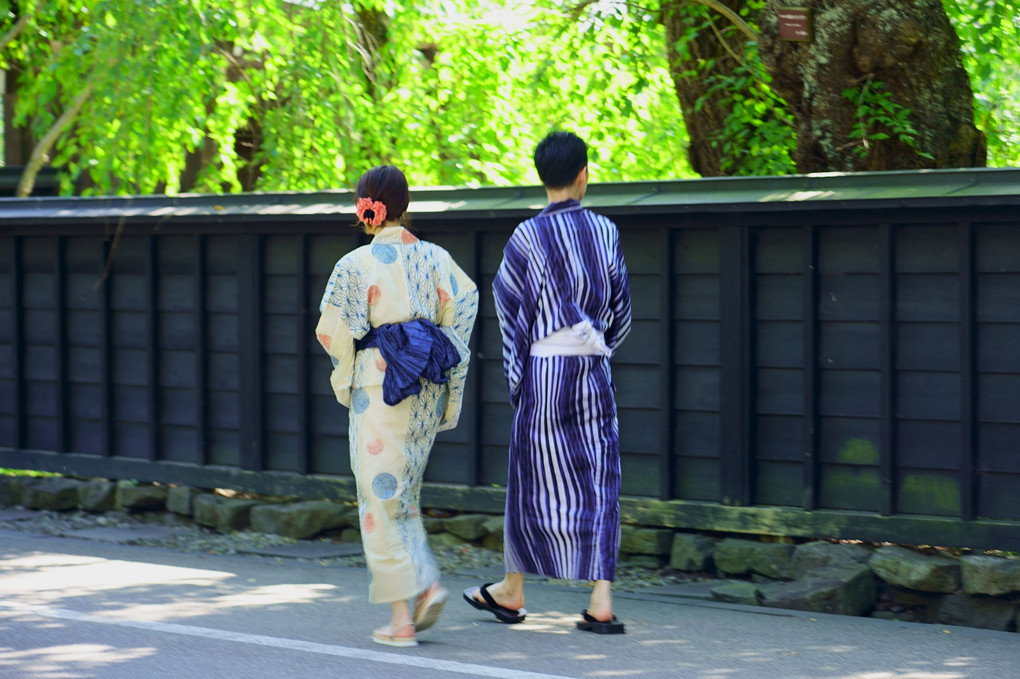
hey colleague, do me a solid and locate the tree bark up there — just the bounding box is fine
[661,0,750,177]
[355,6,390,99]
[758,0,986,172]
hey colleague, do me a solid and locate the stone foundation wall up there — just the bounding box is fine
[3,474,1018,633]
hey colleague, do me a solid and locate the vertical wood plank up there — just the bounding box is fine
[802,225,820,510]
[194,234,208,465]
[879,223,896,515]
[238,234,264,471]
[9,236,24,450]
[959,222,977,521]
[464,230,483,487]
[719,225,754,506]
[54,236,68,452]
[99,238,113,456]
[659,227,676,500]
[296,233,311,475]
[145,235,159,461]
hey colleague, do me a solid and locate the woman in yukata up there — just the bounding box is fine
[464,131,632,634]
[316,165,479,647]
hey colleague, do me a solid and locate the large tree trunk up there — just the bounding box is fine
[355,6,390,100]
[661,0,750,177]
[758,0,986,172]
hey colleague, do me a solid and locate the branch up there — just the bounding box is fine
[567,0,600,20]
[570,0,757,41]
[708,11,746,63]
[687,0,758,42]
[214,45,265,116]
[0,13,32,53]
[17,82,94,197]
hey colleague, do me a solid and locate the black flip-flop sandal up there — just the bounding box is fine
[462,583,526,624]
[576,609,625,634]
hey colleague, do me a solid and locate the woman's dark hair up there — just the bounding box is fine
[355,165,410,223]
[534,131,588,189]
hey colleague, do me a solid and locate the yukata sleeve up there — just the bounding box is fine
[493,225,538,407]
[315,256,371,408]
[436,256,479,432]
[604,226,632,355]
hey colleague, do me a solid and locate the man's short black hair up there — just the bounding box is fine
[534,131,588,189]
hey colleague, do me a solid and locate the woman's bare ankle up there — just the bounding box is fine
[387,620,415,637]
[417,581,440,604]
[483,580,524,610]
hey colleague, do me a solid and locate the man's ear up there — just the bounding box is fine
[576,165,589,187]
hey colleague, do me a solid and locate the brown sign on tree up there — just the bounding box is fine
[777,7,812,42]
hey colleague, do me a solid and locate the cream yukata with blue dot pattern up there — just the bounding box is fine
[316,225,478,604]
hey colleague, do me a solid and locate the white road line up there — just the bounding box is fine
[0,601,580,679]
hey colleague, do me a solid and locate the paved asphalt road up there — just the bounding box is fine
[1,530,1017,679]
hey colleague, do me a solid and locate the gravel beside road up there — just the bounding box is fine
[0,508,710,592]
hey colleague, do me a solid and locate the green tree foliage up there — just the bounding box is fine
[945,0,1020,167]
[0,0,1016,196]
[841,79,934,161]
[0,0,690,195]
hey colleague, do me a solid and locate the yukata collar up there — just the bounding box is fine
[371,225,409,243]
[539,198,583,217]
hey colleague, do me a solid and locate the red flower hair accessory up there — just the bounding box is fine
[356,197,388,226]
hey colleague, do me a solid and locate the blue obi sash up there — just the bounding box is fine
[356,319,461,406]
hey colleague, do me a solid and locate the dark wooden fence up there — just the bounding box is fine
[2,168,1019,549]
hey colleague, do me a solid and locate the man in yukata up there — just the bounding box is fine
[464,131,632,634]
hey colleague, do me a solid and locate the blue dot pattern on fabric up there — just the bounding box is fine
[352,388,370,414]
[449,272,459,295]
[372,473,398,500]
[372,243,398,264]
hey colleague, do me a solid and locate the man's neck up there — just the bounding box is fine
[545,187,583,204]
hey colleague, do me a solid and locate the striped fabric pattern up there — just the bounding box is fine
[493,199,632,407]
[503,354,621,580]
[493,199,632,581]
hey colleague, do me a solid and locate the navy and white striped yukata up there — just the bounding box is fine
[493,198,632,582]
